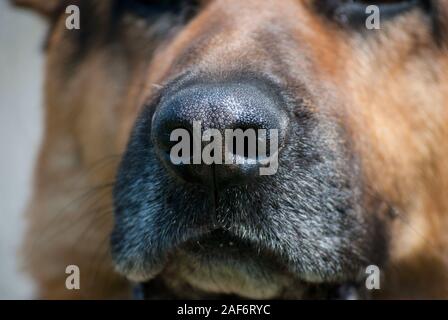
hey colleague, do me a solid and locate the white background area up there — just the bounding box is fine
[0,1,46,298]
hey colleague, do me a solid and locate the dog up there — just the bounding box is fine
[14,0,448,299]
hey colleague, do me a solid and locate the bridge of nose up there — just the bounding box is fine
[155,82,285,132]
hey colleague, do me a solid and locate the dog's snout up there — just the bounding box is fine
[151,80,289,187]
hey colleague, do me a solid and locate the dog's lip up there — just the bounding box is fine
[120,227,286,283]
[180,228,256,253]
[179,228,289,273]
[120,228,366,299]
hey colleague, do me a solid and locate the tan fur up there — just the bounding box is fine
[15,0,448,298]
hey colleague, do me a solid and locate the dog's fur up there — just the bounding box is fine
[15,0,448,299]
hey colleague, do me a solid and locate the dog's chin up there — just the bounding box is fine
[131,230,365,300]
[162,230,294,299]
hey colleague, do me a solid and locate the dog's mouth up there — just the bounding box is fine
[111,71,377,299]
[129,229,366,300]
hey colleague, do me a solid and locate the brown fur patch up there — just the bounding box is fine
[16,0,448,298]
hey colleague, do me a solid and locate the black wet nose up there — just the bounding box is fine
[151,80,289,187]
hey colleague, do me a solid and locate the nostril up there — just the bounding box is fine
[152,114,192,152]
[228,130,257,160]
[224,126,278,166]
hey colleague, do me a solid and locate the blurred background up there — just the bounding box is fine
[0,1,46,298]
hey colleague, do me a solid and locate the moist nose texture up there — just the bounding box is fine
[151,80,289,187]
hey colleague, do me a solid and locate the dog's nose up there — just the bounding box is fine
[151,81,289,187]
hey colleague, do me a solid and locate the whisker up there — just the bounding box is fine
[26,184,115,257]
